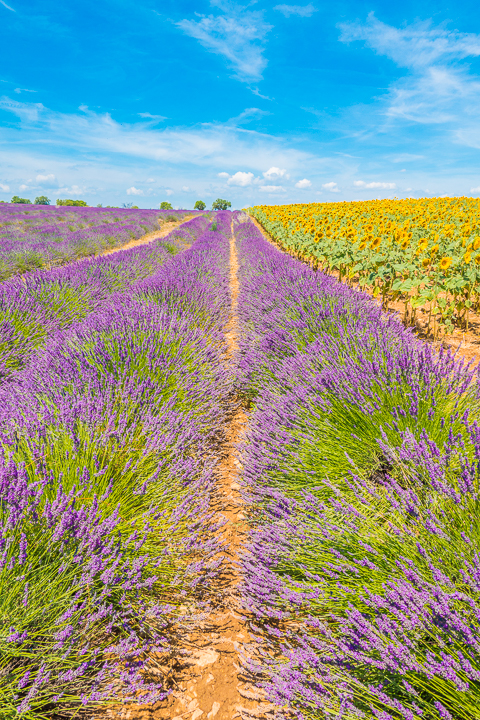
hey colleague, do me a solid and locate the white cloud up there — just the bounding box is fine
[295,178,312,188]
[227,171,255,187]
[218,172,230,178]
[19,184,29,191]
[354,180,396,189]
[0,1,15,11]
[259,185,285,192]
[471,186,480,193]
[274,4,316,18]
[165,189,174,196]
[400,169,406,172]
[36,173,56,185]
[263,166,289,180]
[126,186,143,195]
[323,181,339,192]
[182,186,191,191]
[0,183,10,192]
[177,8,272,83]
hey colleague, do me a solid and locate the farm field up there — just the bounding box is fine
[2,204,480,720]
[0,204,198,280]
[249,198,480,351]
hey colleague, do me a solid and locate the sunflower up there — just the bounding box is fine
[474,237,480,250]
[400,239,410,250]
[439,257,452,271]
[418,240,428,253]
[464,251,472,264]
[422,257,431,268]
[371,237,382,250]
[359,241,367,251]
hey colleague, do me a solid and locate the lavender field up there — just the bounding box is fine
[0,203,196,280]
[2,208,479,720]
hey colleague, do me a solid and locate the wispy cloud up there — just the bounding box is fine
[0,0,15,11]
[274,4,316,18]
[225,107,269,126]
[0,97,310,170]
[177,4,272,83]
[57,185,84,197]
[36,173,56,185]
[259,184,285,193]
[126,186,143,195]
[138,112,167,122]
[339,13,480,141]
[340,13,480,69]
[354,180,396,189]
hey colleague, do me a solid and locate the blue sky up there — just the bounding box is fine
[1,0,480,208]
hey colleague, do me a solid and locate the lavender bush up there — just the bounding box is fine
[0,214,210,383]
[0,213,232,717]
[234,216,480,720]
[0,203,200,280]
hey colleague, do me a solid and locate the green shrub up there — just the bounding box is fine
[11,196,31,204]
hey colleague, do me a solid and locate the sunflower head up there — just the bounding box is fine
[359,241,367,251]
[400,239,409,250]
[474,237,480,251]
[422,257,431,268]
[439,256,452,271]
[371,237,381,249]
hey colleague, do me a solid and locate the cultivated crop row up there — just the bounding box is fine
[0,204,198,280]
[235,218,480,720]
[249,197,480,334]
[0,213,232,716]
[5,206,480,720]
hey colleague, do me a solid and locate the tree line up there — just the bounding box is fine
[5,197,233,210]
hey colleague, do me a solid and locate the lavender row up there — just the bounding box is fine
[0,214,210,383]
[234,216,480,720]
[0,203,200,279]
[0,214,232,716]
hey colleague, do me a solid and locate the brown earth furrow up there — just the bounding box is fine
[146,223,272,720]
[97,215,197,257]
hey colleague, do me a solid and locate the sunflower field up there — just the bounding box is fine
[249,196,480,335]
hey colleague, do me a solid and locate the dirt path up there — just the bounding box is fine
[98,215,196,257]
[148,223,270,720]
